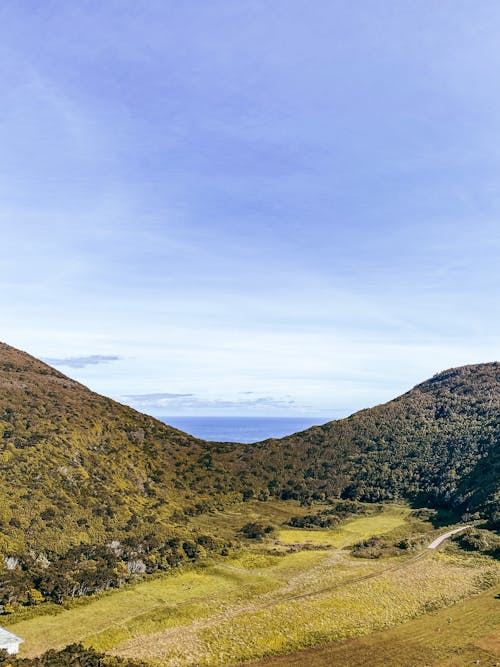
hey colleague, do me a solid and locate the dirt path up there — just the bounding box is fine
[427,525,469,549]
[218,563,268,576]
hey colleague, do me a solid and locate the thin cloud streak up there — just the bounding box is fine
[44,355,121,369]
[125,392,194,400]
[124,393,298,414]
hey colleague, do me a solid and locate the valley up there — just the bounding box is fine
[0,345,498,666]
[3,4,500,666]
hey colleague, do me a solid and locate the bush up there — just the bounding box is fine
[240,523,273,539]
[0,643,147,667]
[456,528,500,558]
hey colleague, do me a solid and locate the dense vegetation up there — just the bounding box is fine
[0,343,239,556]
[0,534,224,611]
[219,363,500,522]
[0,644,146,667]
[455,527,500,558]
[0,343,231,610]
[0,342,498,612]
[287,500,378,529]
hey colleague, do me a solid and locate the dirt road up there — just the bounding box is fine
[427,525,469,549]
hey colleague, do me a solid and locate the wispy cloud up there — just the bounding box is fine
[123,392,296,412]
[125,392,194,400]
[44,355,121,368]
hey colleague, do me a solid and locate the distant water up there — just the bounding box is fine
[159,416,324,443]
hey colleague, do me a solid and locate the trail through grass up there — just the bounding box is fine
[6,565,279,656]
[111,552,496,665]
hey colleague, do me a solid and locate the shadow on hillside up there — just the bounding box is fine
[408,502,461,528]
[454,444,499,523]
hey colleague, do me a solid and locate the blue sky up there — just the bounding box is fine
[1,1,499,417]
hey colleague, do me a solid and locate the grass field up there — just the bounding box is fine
[114,552,494,666]
[277,506,409,546]
[249,583,500,666]
[5,563,280,656]
[187,498,317,539]
[4,503,498,666]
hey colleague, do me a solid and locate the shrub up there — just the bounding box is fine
[240,523,273,539]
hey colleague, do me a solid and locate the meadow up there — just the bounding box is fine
[4,502,499,666]
[250,582,500,666]
[276,506,409,546]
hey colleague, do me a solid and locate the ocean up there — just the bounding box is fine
[158,416,324,443]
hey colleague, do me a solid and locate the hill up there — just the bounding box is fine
[0,342,236,556]
[219,362,500,521]
[0,342,250,608]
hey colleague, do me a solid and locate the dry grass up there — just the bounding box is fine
[6,564,278,657]
[249,583,500,666]
[113,552,495,665]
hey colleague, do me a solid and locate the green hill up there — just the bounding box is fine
[1,343,499,552]
[219,362,500,521]
[0,342,239,556]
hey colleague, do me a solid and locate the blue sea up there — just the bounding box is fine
[159,416,324,443]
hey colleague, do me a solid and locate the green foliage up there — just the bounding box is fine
[0,536,226,610]
[0,643,146,667]
[240,522,274,539]
[217,363,500,521]
[278,506,409,547]
[455,527,500,558]
[287,500,378,528]
[350,535,403,559]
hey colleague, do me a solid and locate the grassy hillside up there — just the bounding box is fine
[0,343,247,610]
[2,344,498,556]
[0,342,232,556]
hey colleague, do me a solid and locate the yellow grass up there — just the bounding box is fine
[111,552,498,665]
[249,583,500,666]
[6,565,278,656]
[277,505,409,546]
[5,502,403,659]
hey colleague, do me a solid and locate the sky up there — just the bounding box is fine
[1,1,499,418]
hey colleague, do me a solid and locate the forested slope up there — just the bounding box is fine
[226,363,500,521]
[0,342,239,556]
